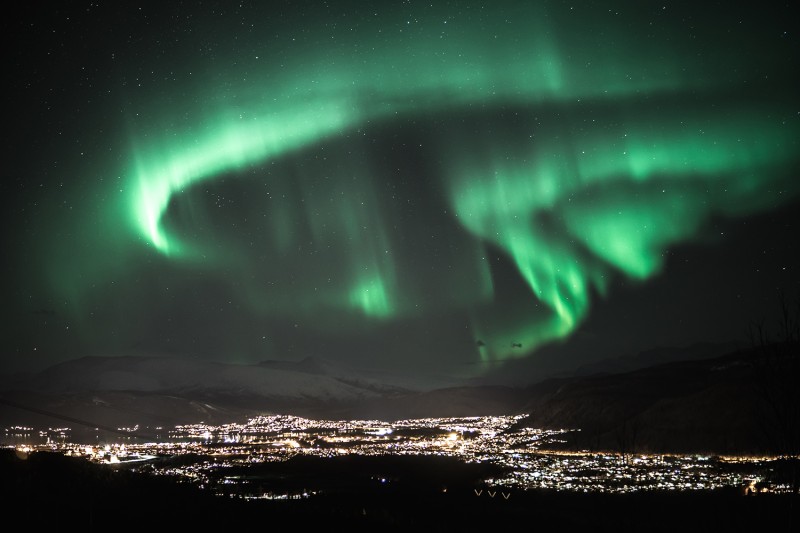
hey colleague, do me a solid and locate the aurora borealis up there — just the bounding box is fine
[3,1,798,382]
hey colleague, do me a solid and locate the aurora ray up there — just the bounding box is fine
[119,2,800,365]
[448,102,798,361]
[6,1,798,378]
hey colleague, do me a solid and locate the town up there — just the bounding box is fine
[4,414,792,498]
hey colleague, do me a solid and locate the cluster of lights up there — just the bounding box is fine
[4,414,795,496]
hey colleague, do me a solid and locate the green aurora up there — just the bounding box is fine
[7,2,799,375]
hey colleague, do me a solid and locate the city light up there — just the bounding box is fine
[4,414,795,498]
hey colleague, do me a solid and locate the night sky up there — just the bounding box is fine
[2,1,798,384]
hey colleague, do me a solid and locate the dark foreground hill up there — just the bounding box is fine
[519,343,799,455]
[1,449,797,531]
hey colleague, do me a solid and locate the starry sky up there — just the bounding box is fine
[2,1,798,384]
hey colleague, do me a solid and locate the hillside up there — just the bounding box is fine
[519,345,799,455]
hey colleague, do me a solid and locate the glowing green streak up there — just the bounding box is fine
[126,3,730,263]
[565,111,798,278]
[94,1,797,368]
[453,174,604,360]
[450,104,798,361]
[130,101,356,255]
[349,277,392,319]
